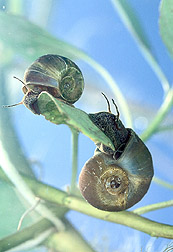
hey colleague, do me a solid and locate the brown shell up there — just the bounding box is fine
[79,129,154,211]
[23,54,84,104]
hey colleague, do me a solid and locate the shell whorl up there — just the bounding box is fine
[23,54,84,103]
[79,129,154,211]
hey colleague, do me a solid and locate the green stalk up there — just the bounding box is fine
[1,169,172,239]
[83,55,133,127]
[156,124,173,133]
[0,141,65,231]
[70,128,79,194]
[153,176,173,190]
[0,216,95,252]
[111,0,170,93]
[0,219,54,252]
[46,218,96,252]
[141,88,173,141]
[133,200,173,215]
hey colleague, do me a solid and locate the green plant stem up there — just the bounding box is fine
[153,176,173,190]
[70,128,79,194]
[1,169,172,239]
[0,141,65,231]
[141,88,173,142]
[133,200,173,215]
[83,55,133,128]
[156,124,173,132]
[0,218,54,252]
[45,218,96,252]
[0,217,95,252]
[111,0,170,93]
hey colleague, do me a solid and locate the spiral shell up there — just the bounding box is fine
[79,129,154,211]
[23,54,84,103]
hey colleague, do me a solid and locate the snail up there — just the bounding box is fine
[5,54,84,114]
[79,95,154,211]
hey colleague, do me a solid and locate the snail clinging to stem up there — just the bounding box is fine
[5,54,153,212]
[79,94,154,211]
[5,54,84,114]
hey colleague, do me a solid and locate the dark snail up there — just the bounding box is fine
[79,95,154,211]
[7,54,84,114]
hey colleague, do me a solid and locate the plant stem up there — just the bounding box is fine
[83,55,133,128]
[156,124,173,133]
[46,218,96,252]
[111,0,170,93]
[141,88,173,142]
[133,200,173,215]
[1,169,172,239]
[153,176,173,190]
[70,128,79,194]
[0,141,65,231]
[0,218,54,252]
[0,217,95,252]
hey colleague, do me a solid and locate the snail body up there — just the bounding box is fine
[88,112,129,159]
[19,54,84,114]
[79,98,154,211]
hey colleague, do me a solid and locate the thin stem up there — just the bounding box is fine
[111,0,170,94]
[46,218,96,252]
[156,124,173,133]
[17,197,41,231]
[0,219,54,252]
[0,217,95,252]
[70,128,79,194]
[140,88,173,142]
[1,169,172,239]
[153,176,173,190]
[84,55,133,127]
[133,200,173,215]
[0,141,65,231]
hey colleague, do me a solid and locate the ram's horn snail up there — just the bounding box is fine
[79,95,154,211]
[6,54,84,114]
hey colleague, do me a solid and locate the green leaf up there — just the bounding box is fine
[37,92,115,150]
[159,0,173,56]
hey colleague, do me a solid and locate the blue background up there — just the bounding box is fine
[3,0,173,251]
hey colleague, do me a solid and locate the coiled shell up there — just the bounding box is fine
[21,54,84,114]
[79,129,154,211]
[23,54,84,103]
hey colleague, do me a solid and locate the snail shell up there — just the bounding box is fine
[79,129,154,211]
[22,54,84,114]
